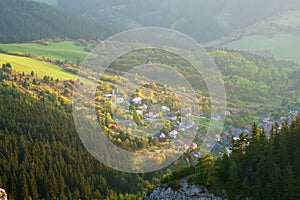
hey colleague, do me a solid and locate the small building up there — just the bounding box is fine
[191,151,200,158]
[162,106,170,112]
[155,132,166,138]
[132,97,142,105]
[181,119,195,130]
[181,107,192,117]
[168,130,178,139]
[225,111,231,116]
[225,147,232,156]
[184,142,198,150]
[117,95,125,103]
[136,110,143,115]
[167,112,177,121]
[145,111,160,119]
[212,114,221,121]
[105,94,112,99]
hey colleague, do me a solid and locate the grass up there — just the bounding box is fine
[0,53,78,81]
[221,34,300,64]
[272,10,300,27]
[33,0,58,5]
[0,41,89,63]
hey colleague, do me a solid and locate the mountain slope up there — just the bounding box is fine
[0,0,117,43]
[0,82,148,199]
[57,0,300,43]
[156,118,300,199]
[211,10,300,64]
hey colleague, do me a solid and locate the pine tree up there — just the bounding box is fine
[251,122,259,141]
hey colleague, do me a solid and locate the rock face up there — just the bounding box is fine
[144,180,224,200]
[0,189,7,200]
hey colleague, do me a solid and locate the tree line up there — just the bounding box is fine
[0,82,151,199]
[162,118,300,199]
[0,0,117,43]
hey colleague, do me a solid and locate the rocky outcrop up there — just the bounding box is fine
[144,180,225,200]
[0,189,7,200]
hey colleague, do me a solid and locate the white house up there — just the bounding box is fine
[162,106,170,112]
[169,130,178,139]
[136,110,143,115]
[105,94,112,99]
[117,95,125,103]
[225,147,232,156]
[132,97,142,104]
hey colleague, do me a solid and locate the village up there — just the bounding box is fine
[103,88,300,159]
[104,89,200,149]
[2,61,299,160]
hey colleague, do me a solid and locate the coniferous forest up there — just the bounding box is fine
[161,119,300,199]
[1,0,300,199]
[0,0,117,43]
[0,83,149,199]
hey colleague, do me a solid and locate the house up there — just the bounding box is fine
[144,110,160,120]
[167,112,177,121]
[225,110,232,116]
[168,130,178,139]
[105,94,112,99]
[155,132,166,138]
[191,142,198,149]
[181,107,192,117]
[215,134,221,142]
[154,132,169,143]
[183,142,198,150]
[117,95,125,103]
[212,114,221,121]
[225,147,232,156]
[261,116,270,123]
[293,115,297,121]
[138,105,148,115]
[289,109,298,115]
[191,151,200,158]
[159,137,169,143]
[235,128,243,135]
[132,97,142,105]
[138,105,148,111]
[181,119,195,130]
[136,110,143,115]
[162,106,170,112]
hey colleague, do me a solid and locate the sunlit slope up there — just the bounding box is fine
[216,10,300,64]
[222,34,300,64]
[0,41,89,63]
[0,53,77,80]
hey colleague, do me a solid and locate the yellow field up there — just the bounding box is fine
[0,53,77,81]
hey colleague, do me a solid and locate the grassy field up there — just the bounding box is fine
[33,0,58,5]
[0,53,78,80]
[221,34,300,64]
[272,10,300,27]
[0,41,89,63]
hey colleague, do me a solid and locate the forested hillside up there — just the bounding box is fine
[161,118,300,199]
[57,0,300,42]
[0,0,116,43]
[0,83,151,199]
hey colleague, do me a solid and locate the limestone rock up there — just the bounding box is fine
[0,188,7,200]
[144,180,225,200]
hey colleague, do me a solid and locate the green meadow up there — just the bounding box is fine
[0,41,89,63]
[33,0,58,5]
[0,53,78,80]
[272,10,300,27]
[222,34,300,64]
